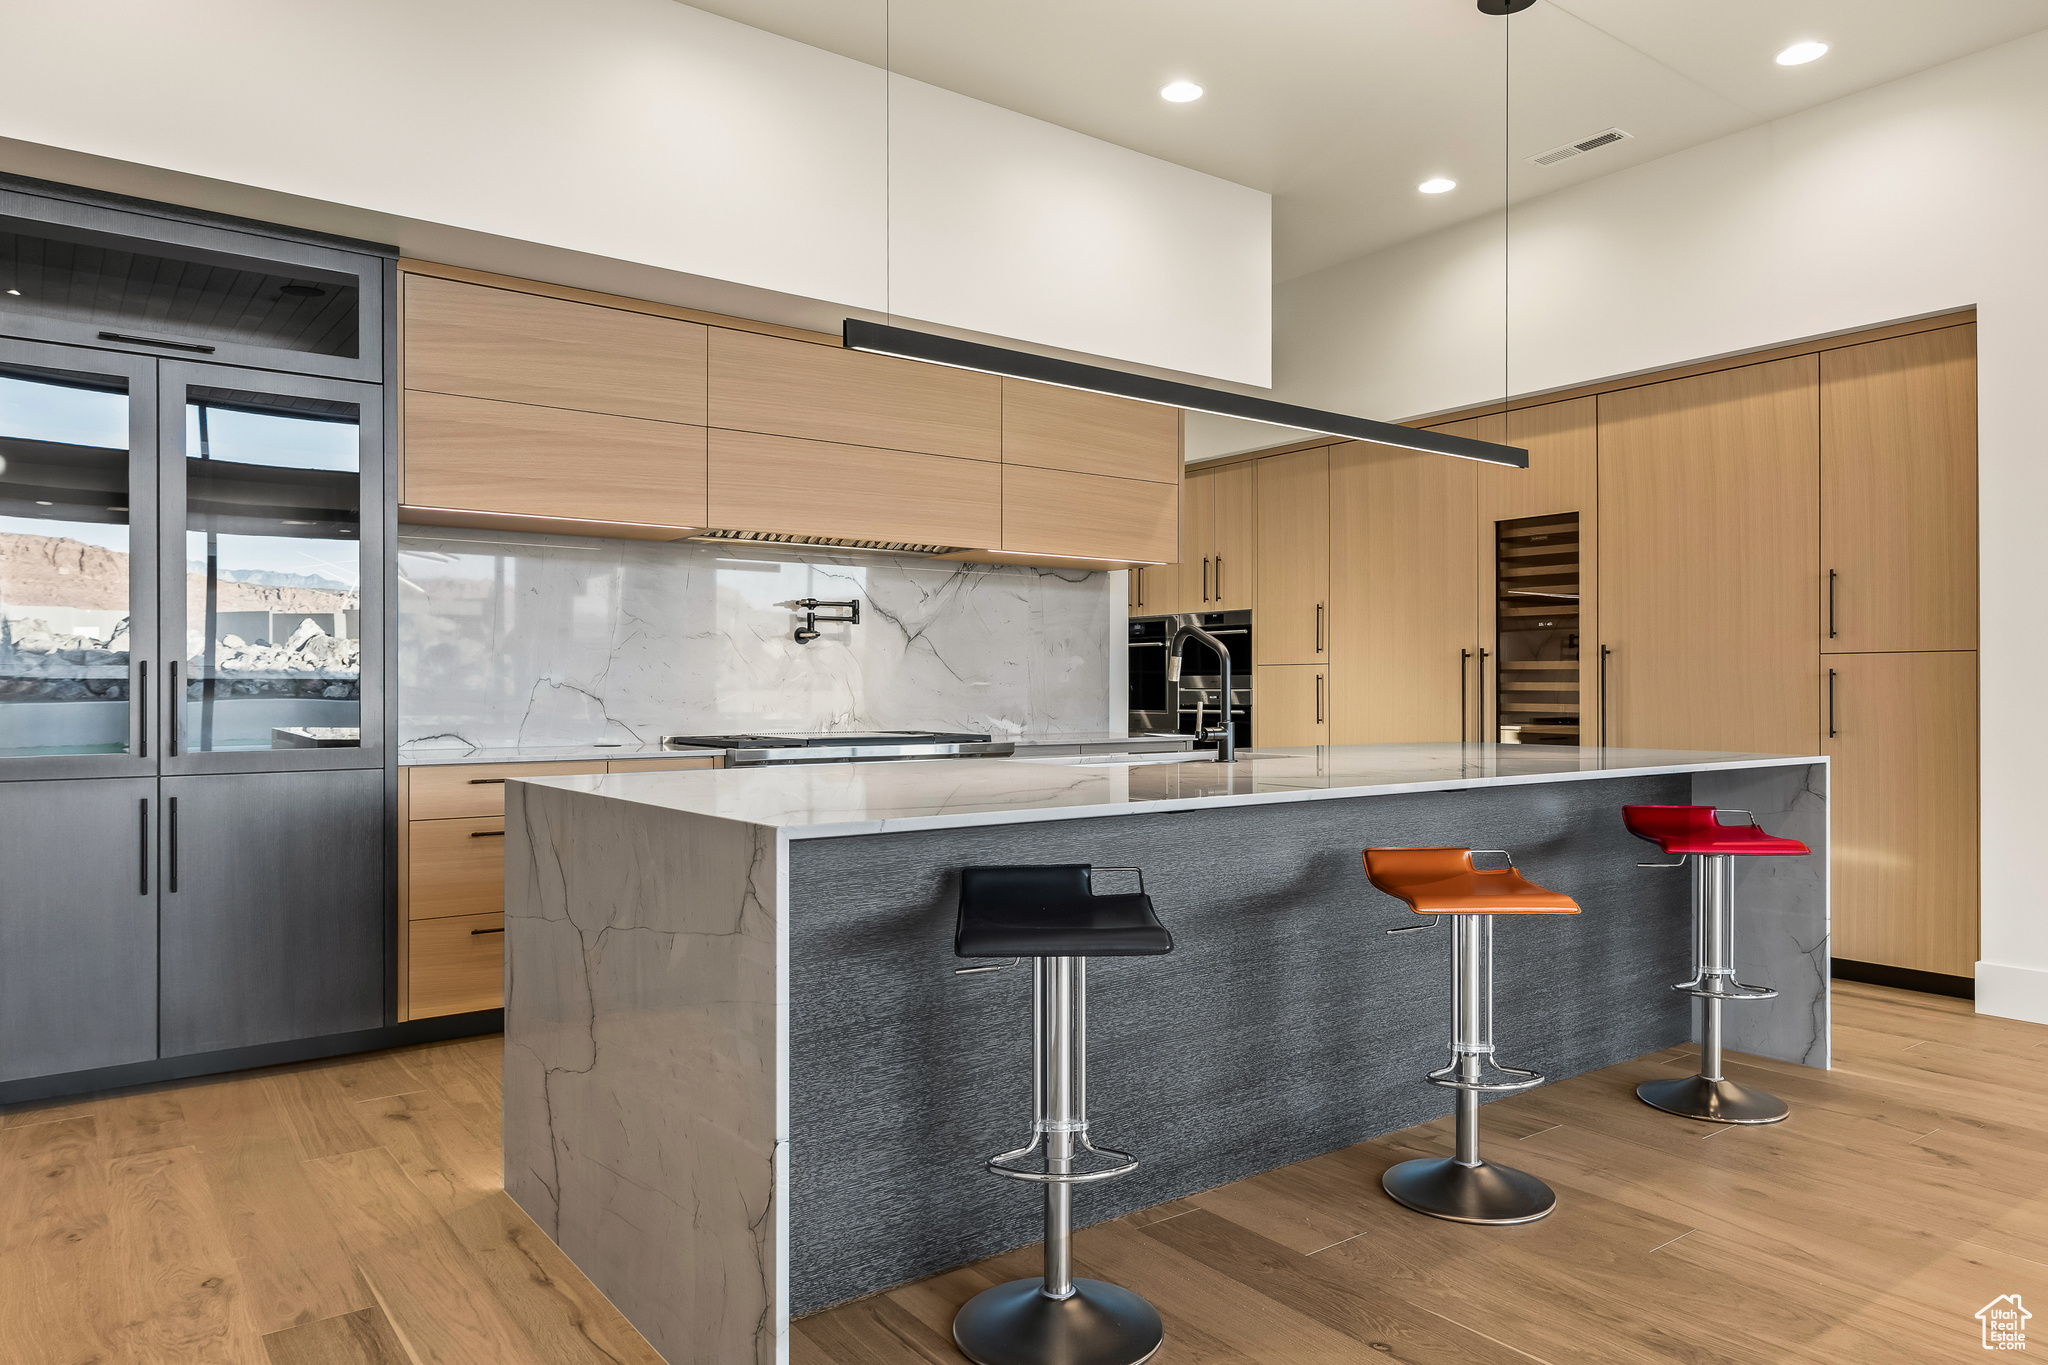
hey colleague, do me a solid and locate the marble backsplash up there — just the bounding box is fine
[397,528,1120,753]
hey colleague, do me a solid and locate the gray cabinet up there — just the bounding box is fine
[159,768,385,1056]
[0,777,159,1081]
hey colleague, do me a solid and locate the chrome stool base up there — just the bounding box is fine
[953,1278,1165,1365]
[1636,1074,1789,1125]
[1382,1156,1556,1225]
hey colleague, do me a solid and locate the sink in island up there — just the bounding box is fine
[501,743,1829,1365]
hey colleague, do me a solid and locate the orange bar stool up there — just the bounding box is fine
[1623,805,1809,1125]
[1365,847,1580,1225]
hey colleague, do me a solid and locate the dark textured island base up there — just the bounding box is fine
[787,773,1693,1314]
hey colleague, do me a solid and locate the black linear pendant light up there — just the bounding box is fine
[841,320,1529,468]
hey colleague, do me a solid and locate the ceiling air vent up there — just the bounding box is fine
[1526,127,1634,168]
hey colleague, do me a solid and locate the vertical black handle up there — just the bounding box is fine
[1201,557,1210,602]
[1216,558,1224,602]
[1600,646,1612,748]
[1477,648,1490,740]
[1828,668,1838,739]
[137,660,148,758]
[1460,649,1471,742]
[1134,567,1143,611]
[139,798,149,895]
[1315,671,1325,725]
[167,661,180,756]
[1316,602,1325,655]
[1828,569,1838,639]
[168,796,179,893]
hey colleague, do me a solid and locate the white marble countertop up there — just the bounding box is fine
[516,742,1826,839]
[397,730,1185,766]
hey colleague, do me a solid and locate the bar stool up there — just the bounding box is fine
[1366,847,1580,1225]
[1623,805,1808,1125]
[950,864,1173,1365]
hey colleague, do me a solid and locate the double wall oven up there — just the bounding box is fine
[1129,609,1251,751]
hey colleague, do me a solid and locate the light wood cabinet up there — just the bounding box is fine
[1824,651,1979,977]
[708,428,1002,551]
[1001,465,1177,566]
[1254,664,1330,746]
[1821,325,1977,654]
[409,816,511,920]
[403,274,708,425]
[709,329,1001,461]
[1328,441,1480,743]
[1597,357,1820,755]
[403,390,708,535]
[1002,380,1180,484]
[1166,463,1255,613]
[1254,448,1330,664]
[409,912,505,1020]
[408,760,608,820]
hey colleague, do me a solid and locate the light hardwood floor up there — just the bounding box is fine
[3,981,2044,1364]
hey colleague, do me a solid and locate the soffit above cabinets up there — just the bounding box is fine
[679,0,2048,279]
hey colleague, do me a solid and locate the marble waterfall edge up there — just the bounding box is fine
[503,779,785,1365]
[397,527,1118,753]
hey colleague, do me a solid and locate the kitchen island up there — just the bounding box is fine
[501,743,1828,1365]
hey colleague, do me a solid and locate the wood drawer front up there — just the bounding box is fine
[403,390,708,531]
[1001,379,1181,484]
[408,761,608,819]
[409,817,509,920]
[708,329,1000,461]
[607,756,720,772]
[409,912,504,1019]
[1002,465,1178,565]
[708,429,1002,549]
[404,275,708,425]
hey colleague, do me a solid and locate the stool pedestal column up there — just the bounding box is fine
[1382,915,1557,1225]
[953,957,1164,1365]
[1636,853,1791,1125]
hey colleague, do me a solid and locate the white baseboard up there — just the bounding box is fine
[1975,960,2048,1026]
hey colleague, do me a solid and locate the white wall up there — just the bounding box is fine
[1273,29,2048,1022]
[0,0,1269,384]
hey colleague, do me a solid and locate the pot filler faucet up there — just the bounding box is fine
[1168,621,1237,762]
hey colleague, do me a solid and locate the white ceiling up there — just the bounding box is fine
[681,0,2048,281]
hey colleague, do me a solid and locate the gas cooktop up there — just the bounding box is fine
[658,731,1015,765]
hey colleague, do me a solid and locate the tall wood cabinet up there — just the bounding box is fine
[1253,448,1330,664]
[1596,356,1821,756]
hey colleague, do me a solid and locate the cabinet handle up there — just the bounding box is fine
[1600,646,1612,749]
[1828,668,1838,739]
[1201,557,1211,602]
[471,926,506,935]
[1315,603,1325,655]
[1216,557,1225,602]
[470,829,506,838]
[98,329,216,353]
[1828,569,1838,639]
[136,660,147,758]
[1460,649,1471,743]
[168,796,179,893]
[1134,567,1143,610]
[468,778,507,785]
[1477,648,1489,739]
[1315,672,1325,725]
[139,798,149,895]
[167,661,180,756]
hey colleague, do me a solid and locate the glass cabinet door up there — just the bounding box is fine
[0,341,157,778]
[159,363,382,771]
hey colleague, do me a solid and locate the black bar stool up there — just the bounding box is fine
[1366,846,1580,1225]
[950,864,1173,1365]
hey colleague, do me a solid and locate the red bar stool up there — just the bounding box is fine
[1365,847,1580,1225]
[1622,805,1810,1125]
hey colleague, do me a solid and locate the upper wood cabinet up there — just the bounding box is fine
[709,429,1000,550]
[1598,356,1820,755]
[1171,463,1255,612]
[1820,325,1977,654]
[403,390,708,535]
[1329,442,1479,743]
[1002,466,1176,566]
[709,329,1001,461]
[1001,381,1180,483]
[1254,448,1330,665]
[404,274,708,424]
[1825,650,1979,977]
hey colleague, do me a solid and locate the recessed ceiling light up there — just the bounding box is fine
[1776,41,1829,66]
[1418,178,1457,194]
[1159,81,1203,103]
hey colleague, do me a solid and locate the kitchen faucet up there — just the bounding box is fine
[1168,621,1237,762]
